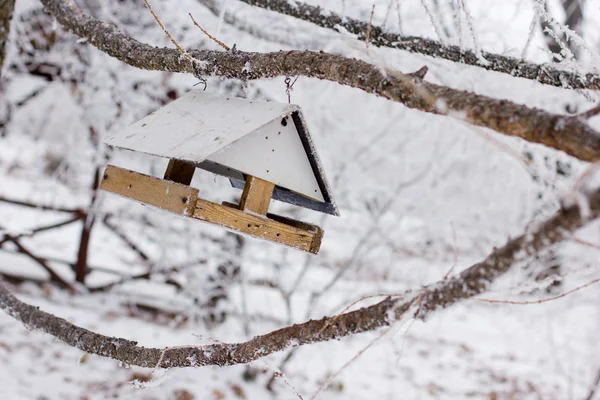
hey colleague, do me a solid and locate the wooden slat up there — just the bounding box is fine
[267,213,324,254]
[239,175,274,215]
[164,159,196,185]
[196,200,323,254]
[100,165,199,217]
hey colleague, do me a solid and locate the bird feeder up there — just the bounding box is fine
[99,90,339,254]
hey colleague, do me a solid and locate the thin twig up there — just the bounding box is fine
[1,235,75,292]
[365,4,375,48]
[572,237,600,250]
[0,195,85,215]
[102,215,150,262]
[142,0,196,62]
[0,216,83,246]
[189,13,230,51]
[478,277,600,305]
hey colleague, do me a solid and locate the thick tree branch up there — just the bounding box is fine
[236,0,600,91]
[39,0,600,162]
[2,169,600,367]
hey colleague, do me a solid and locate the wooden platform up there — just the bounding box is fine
[100,165,323,254]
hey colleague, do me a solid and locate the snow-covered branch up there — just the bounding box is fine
[233,0,600,91]
[38,0,600,162]
[2,167,600,367]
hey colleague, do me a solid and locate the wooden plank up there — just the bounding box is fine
[164,159,195,185]
[224,202,324,254]
[100,165,199,217]
[196,200,323,254]
[239,175,274,215]
[267,213,324,254]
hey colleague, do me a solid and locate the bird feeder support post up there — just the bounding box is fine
[239,175,275,215]
[164,159,196,185]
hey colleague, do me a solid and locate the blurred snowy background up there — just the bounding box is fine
[2,0,600,398]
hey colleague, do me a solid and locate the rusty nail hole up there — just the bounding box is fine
[281,118,287,126]
[272,149,275,152]
[182,197,188,203]
[247,223,251,228]
[276,233,280,237]
[265,136,268,140]
[103,174,108,180]
[127,184,132,189]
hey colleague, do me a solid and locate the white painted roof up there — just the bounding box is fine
[104,91,299,163]
[104,90,339,215]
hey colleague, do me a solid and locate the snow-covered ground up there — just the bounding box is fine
[2,0,600,399]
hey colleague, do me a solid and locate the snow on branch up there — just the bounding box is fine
[38,0,600,162]
[3,165,600,367]
[235,0,600,91]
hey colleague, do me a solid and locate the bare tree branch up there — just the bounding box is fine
[101,215,150,262]
[0,216,83,246]
[0,234,75,291]
[235,0,600,91]
[39,0,600,162]
[0,195,86,215]
[2,166,600,367]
